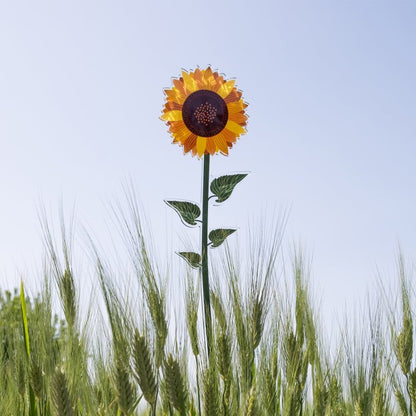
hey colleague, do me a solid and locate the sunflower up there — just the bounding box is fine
[161,67,248,157]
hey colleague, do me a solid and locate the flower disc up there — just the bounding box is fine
[161,67,248,157]
[182,90,228,137]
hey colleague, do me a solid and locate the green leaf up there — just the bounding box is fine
[210,174,248,203]
[209,229,236,248]
[165,200,201,226]
[178,252,201,269]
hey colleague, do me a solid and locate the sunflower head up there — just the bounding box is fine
[161,67,248,158]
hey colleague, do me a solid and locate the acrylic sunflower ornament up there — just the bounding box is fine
[162,67,249,356]
[161,67,248,157]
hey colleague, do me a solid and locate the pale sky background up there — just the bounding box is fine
[0,1,415,324]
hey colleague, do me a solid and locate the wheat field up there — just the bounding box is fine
[0,203,414,415]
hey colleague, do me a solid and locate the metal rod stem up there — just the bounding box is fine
[201,153,212,356]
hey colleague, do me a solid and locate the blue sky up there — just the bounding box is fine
[0,1,415,321]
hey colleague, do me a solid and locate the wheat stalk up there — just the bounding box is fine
[52,368,74,416]
[203,364,220,416]
[114,357,136,415]
[245,385,258,416]
[132,329,157,406]
[163,354,188,416]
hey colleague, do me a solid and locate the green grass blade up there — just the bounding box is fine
[20,280,38,415]
[20,280,31,360]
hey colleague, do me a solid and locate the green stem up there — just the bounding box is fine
[201,153,213,356]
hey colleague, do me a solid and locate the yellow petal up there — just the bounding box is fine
[182,70,198,93]
[226,101,245,113]
[199,68,209,88]
[203,67,216,90]
[225,120,246,135]
[217,80,235,98]
[196,136,207,157]
[165,88,186,105]
[161,110,183,122]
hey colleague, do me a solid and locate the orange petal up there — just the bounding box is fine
[204,67,213,80]
[164,101,183,111]
[205,137,216,155]
[222,128,238,143]
[169,120,188,135]
[193,68,204,88]
[173,79,186,96]
[212,72,225,92]
[228,111,248,125]
[183,134,197,153]
[224,90,242,103]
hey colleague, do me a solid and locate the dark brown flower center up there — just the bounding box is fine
[182,90,228,137]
